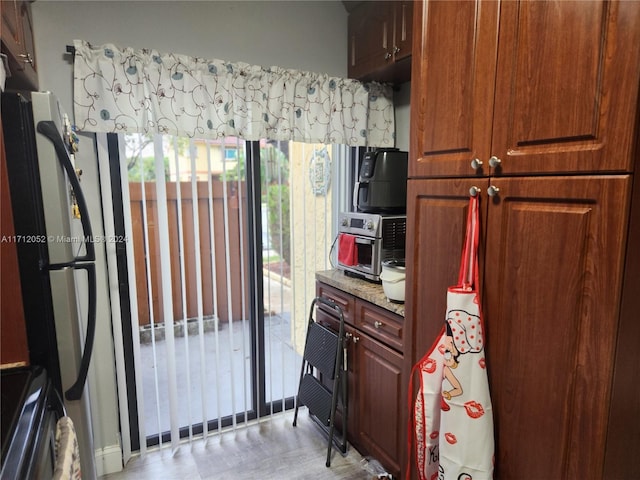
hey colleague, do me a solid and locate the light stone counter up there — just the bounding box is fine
[316,269,405,317]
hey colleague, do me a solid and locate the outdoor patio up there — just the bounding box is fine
[137,273,301,437]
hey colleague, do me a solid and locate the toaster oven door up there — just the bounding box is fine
[338,235,382,281]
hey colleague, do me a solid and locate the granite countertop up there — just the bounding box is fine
[316,269,405,317]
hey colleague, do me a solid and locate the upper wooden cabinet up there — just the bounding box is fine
[409,0,640,178]
[1,0,38,91]
[348,1,413,84]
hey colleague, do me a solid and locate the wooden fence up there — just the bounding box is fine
[128,179,249,326]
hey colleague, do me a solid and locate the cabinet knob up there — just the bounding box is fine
[374,321,383,329]
[384,52,392,60]
[487,185,500,197]
[471,158,483,170]
[393,46,400,54]
[469,186,481,197]
[353,335,360,344]
[19,53,34,66]
[489,156,502,168]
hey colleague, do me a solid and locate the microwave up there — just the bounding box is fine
[336,212,406,282]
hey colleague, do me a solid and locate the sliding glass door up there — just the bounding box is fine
[111,134,347,450]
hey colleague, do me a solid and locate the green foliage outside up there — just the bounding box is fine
[267,184,291,265]
[125,134,187,182]
[127,156,170,182]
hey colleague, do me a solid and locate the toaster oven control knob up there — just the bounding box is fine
[341,218,348,227]
[366,220,374,230]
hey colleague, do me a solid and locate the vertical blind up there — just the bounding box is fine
[114,133,343,454]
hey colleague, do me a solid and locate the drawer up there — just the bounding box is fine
[316,282,355,325]
[355,300,404,352]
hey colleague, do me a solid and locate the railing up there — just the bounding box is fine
[128,178,248,326]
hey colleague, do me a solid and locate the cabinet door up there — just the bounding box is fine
[404,178,488,365]
[392,1,413,62]
[1,121,29,367]
[409,0,499,178]
[348,2,392,80]
[483,176,631,478]
[1,0,38,90]
[491,1,640,175]
[1,0,21,56]
[356,332,404,478]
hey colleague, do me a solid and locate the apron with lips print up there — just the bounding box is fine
[408,195,494,480]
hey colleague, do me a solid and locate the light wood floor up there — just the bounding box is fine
[101,410,375,479]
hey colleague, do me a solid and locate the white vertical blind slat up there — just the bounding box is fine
[137,142,163,449]
[205,142,223,434]
[188,140,208,440]
[220,142,238,429]
[234,139,249,424]
[172,137,194,443]
[153,135,181,451]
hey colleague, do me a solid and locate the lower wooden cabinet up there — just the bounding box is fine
[356,332,404,476]
[316,281,405,478]
[404,175,635,478]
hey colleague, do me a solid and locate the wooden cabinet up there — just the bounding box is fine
[1,0,38,91]
[348,1,413,84]
[1,119,30,368]
[404,179,485,361]
[406,1,640,477]
[483,175,631,478]
[316,281,405,477]
[355,327,404,475]
[409,0,640,178]
[405,175,634,478]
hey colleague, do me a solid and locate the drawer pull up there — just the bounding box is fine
[374,321,383,329]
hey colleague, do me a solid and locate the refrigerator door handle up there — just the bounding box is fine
[36,120,95,263]
[64,263,97,401]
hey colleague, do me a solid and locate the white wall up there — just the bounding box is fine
[32,0,349,115]
[31,0,349,474]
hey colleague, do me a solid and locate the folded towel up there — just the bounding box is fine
[338,233,358,266]
[54,416,82,480]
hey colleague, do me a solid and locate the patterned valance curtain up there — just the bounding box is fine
[72,40,395,147]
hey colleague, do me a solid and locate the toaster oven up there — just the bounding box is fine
[336,212,406,282]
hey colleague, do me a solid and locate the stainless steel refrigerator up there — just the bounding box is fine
[2,91,98,479]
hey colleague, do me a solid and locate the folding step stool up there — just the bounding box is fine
[292,296,348,467]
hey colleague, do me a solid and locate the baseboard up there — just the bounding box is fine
[95,444,123,476]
